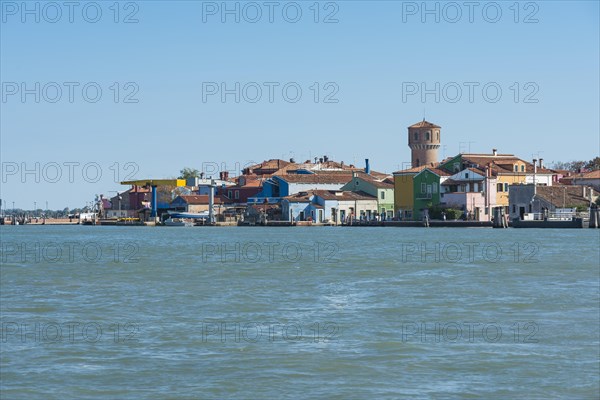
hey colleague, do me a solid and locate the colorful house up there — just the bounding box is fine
[412,168,451,220]
[439,152,554,212]
[250,172,355,204]
[281,190,378,224]
[440,168,497,221]
[281,192,316,222]
[340,172,395,219]
[393,165,430,220]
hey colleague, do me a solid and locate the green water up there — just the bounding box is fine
[1,226,599,399]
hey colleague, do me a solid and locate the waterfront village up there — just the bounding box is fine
[5,120,600,228]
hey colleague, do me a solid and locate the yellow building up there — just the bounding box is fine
[393,165,429,219]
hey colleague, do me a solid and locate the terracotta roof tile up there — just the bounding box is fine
[276,174,354,184]
[580,170,600,179]
[351,173,395,188]
[312,190,377,201]
[393,164,439,174]
[535,185,597,207]
[409,120,441,129]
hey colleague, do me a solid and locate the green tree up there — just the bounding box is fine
[179,168,201,179]
[585,157,600,170]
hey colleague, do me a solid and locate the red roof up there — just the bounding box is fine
[312,190,377,201]
[580,170,600,179]
[393,164,439,174]
[276,173,354,184]
[409,120,441,129]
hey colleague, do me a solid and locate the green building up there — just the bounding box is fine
[412,168,451,220]
[341,173,395,219]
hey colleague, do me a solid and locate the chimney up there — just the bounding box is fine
[323,155,329,162]
[365,159,370,174]
[532,159,537,174]
[539,158,544,169]
[582,186,586,198]
[493,149,497,156]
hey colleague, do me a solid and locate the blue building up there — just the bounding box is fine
[249,173,354,205]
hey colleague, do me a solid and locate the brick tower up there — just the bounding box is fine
[408,119,441,168]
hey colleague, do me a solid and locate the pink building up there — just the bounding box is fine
[439,168,497,221]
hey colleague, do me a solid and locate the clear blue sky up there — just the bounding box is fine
[1,0,599,209]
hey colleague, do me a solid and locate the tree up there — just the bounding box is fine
[179,167,201,180]
[157,185,177,204]
[585,157,600,171]
[551,158,599,172]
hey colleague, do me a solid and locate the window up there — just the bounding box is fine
[512,204,516,213]
[425,131,430,141]
[432,185,437,194]
[437,131,440,141]
[514,165,518,172]
[414,132,419,140]
[228,190,232,198]
[504,183,508,192]
[497,183,503,192]
[521,165,525,172]
[235,191,240,200]
[421,183,426,193]
[465,173,469,179]
[460,184,466,192]
[380,192,385,200]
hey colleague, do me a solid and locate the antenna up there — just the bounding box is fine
[458,141,476,154]
[468,141,476,153]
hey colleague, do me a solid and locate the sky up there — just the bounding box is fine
[1,0,599,209]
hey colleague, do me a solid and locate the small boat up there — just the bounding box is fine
[167,211,210,219]
[163,218,194,227]
[115,217,145,226]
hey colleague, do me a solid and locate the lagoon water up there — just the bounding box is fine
[1,225,599,399]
